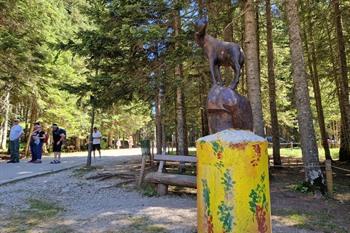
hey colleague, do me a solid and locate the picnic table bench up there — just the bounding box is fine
[144,154,197,195]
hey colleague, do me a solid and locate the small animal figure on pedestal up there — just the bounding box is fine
[194,20,244,90]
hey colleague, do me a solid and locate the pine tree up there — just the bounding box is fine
[285,0,324,189]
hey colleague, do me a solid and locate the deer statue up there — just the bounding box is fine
[194,19,244,90]
[195,19,253,133]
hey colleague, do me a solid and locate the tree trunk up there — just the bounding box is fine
[243,0,265,136]
[285,0,324,189]
[239,2,247,95]
[223,0,234,84]
[174,5,188,156]
[0,91,10,150]
[176,84,188,156]
[75,136,81,151]
[24,99,37,157]
[87,103,95,167]
[199,75,209,137]
[265,0,281,165]
[256,2,261,75]
[23,100,30,138]
[325,20,347,154]
[107,131,113,148]
[160,84,166,153]
[302,1,331,160]
[223,0,233,42]
[197,0,209,137]
[332,0,350,161]
[155,94,162,154]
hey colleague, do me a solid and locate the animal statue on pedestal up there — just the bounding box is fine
[195,20,253,134]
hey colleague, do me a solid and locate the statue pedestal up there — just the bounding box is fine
[196,129,272,233]
[207,85,253,134]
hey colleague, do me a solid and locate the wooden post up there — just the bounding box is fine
[75,137,81,151]
[138,155,146,187]
[157,160,167,195]
[325,159,333,197]
[151,140,154,167]
[157,160,165,173]
[157,183,168,195]
[86,96,95,167]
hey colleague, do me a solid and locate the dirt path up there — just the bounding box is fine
[0,158,349,233]
[0,158,196,233]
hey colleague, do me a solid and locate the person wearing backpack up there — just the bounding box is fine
[50,123,66,164]
[29,122,45,164]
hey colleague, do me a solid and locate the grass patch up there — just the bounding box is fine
[1,198,64,233]
[274,208,348,233]
[268,148,339,160]
[140,183,158,197]
[72,165,101,178]
[26,198,63,218]
[120,216,167,233]
[287,182,313,194]
[46,225,75,233]
[167,147,340,161]
[167,147,196,156]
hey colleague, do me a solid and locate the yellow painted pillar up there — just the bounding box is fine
[196,129,271,233]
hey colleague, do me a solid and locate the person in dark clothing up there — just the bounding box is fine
[29,123,45,163]
[51,123,66,164]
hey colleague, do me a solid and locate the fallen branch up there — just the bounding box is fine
[86,172,136,181]
[97,179,135,190]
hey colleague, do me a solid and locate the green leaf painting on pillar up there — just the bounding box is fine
[249,173,268,233]
[202,179,214,233]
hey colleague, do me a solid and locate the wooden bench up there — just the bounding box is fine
[144,154,197,195]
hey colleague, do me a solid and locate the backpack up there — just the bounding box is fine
[53,128,67,143]
[60,128,67,138]
[60,128,67,142]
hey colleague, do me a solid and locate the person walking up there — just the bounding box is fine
[51,123,66,164]
[29,123,45,163]
[92,127,102,159]
[116,139,121,149]
[128,136,133,149]
[8,119,23,163]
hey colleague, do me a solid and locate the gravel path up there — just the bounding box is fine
[0,157,326,233]
[0,158,197,233]
[0,148,142,185]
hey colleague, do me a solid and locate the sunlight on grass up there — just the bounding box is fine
[121,216,167,233]
[289,213,308,225]
[1,199,64,233]
[268,148,339,160]
[168,147,339,161]
[273,208,347,233]
[72,165,102,178]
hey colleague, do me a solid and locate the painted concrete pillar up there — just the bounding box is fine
[196,129,271,233]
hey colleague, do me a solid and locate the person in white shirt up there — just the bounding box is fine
[116,139,121,149]
[8,119,23,163]
[92,127,102,159]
